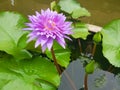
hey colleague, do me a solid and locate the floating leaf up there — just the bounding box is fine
[58,59,120,90]
[72,23,89,39]
[102,19,120,67]
[58,59,85,90]
[0,12,32,60]
[46,42,71,68]
[72,8,90,19]
[58,0,90,18]
[0,55,60,90]
[88,69,120,90]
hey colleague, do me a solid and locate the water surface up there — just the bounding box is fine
[0,0,120,26]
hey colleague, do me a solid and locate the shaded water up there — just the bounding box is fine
[79,0,120,26]
[58,60,120,90]
[0,0,120,26]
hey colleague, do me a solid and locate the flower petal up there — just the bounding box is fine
[23,28,32,31]
[64,35,72,41]
[56,37,66,48]
[47,38,53,50]
[42,44,47,52]
[41,36,48,46]
[27,35,37,42]
[35,37,41,48]
[24,8,73,51]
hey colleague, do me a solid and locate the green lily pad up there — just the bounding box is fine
[0,55,60,90]
[102,19,120,67]
[0,11,32,60]
[58,0,90,18]
[72,23,89,40]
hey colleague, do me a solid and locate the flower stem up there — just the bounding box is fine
[78,39,82,53]
[92,43,96,56]
[84,73,88,90]
[51,47,62,75]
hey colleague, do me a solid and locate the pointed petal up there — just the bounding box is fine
[41,9,44,15]
[64,22,72,28]
[23,28,32,31]
[35,37,41,48]
[56,37,66,48]
[64,35,72,41]
[35,11,40,17]
[27,35,37,42]
[42,44,47,52]
[46,8,51,13]
[41,36,48,46]
[47,38,53,51]
[28,15,36,23]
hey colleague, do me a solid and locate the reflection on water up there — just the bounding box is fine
[0,0,52,15]
[58,59,120,90]
[88,69,120,90]
[94,74,106,88]
[10,0,14,6]
[0,0,120,25]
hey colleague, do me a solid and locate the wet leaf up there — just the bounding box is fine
[17,33,28,49]
[58,0,90,18]
[0,12,32,60]
[72,8,90,19]
[72,23,89,39]
[58,59,85,90]
[88,69,120,90]
[102,19,120,67]
[58,59,120,90]
[0,55,60,90]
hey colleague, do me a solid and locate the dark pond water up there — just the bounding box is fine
[0,0,120,26]
[58,60,120,90]
[79,0,120,26]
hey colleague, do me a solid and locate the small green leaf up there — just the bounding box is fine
[85,60,95,74]
[58,0,90,18]
[0,11,32,60]
[50,1,60,12]
[59,0,80,14]
[93,32,102,43]
[0,55,60,90]
[72,8,90,19]
[46,42,71,68]
[50,1,57,10]
[72,23,89,39]
[102,19,120,67]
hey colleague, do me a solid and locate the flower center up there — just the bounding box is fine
[45,20,56,30]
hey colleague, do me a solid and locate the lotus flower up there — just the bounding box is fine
[24,9,72,52]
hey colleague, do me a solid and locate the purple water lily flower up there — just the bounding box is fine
[24,8,72,52]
